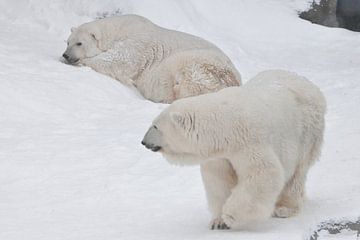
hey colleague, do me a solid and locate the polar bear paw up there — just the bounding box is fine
[221,213,237,229]
[273,206,298,218]
[210,217,230,230]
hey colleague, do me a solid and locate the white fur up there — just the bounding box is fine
[63,14,241,103]
[142,70,326,229]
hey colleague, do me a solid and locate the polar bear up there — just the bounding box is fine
[141,70,326,230]
[62,14,241,103]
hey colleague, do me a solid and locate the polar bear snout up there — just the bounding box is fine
[62,51,79,65]
[142,126,163,152]
[142,141,162,152]
[62,53,69,60]
[141,139,162,152]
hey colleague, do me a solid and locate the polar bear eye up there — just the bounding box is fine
[76,42,82,46]
[153,125,158,130]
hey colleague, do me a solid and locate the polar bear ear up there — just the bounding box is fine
[71,27,77,33]
[170,112,188,129]
[90,30,101,41]
[89,29,105,50]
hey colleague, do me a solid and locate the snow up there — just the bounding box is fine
[0,0,359,240]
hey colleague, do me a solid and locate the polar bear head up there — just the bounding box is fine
[62,26,103,64]
[141,100,229,165]
[142,110,202,165]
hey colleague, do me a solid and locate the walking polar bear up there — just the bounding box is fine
[142,70,326,230]
[62,14,241,103]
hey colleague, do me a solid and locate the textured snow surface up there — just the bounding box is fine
[0,1,359,240]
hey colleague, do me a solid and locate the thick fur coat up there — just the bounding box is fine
[142,70,326,229]
[63,14,241,103]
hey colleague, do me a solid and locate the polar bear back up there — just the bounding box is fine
[165,70,325,178]
[81,14,217,52]
[172,69,325,124]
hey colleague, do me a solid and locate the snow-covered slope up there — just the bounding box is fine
[0,1,359,240]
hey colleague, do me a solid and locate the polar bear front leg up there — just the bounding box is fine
[82,51,137,87]
[222,148,285,229]
[200,159,237,230]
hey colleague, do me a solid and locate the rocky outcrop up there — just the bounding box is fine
[299,0,338,28]
[300,0,360,32]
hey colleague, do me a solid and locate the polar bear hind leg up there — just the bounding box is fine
[174,62,240,99]
[273,164,307,218]
[274,79,325,218]
[169,50,240,99]
[274,135,324,218]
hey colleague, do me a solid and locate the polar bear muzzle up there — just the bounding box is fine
[141,126,163,152]
[62,53,79,64]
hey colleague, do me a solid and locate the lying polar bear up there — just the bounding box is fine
[141,70,326,230]
[62,14,241,103]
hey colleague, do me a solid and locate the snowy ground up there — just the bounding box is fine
[0,1,359,240]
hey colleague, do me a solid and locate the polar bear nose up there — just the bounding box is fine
[141,140,161,152]
[63,53,69,60]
